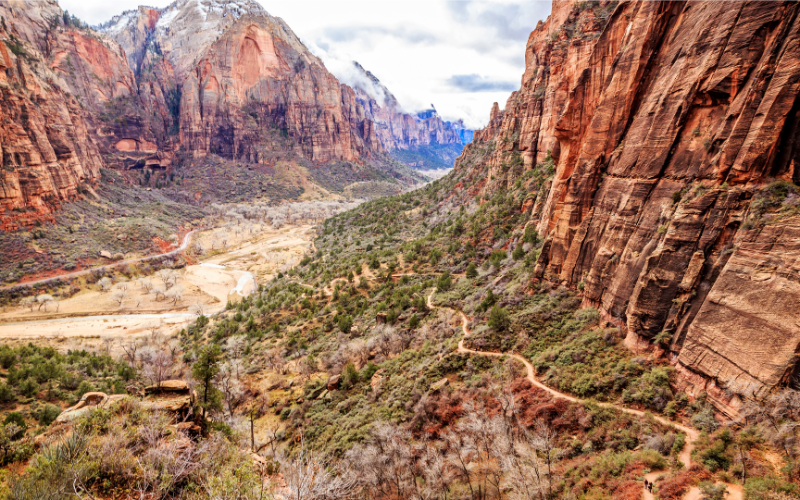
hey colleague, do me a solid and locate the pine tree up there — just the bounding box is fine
[192,345,222,418]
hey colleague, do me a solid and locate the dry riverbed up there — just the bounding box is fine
[0,223,316,354]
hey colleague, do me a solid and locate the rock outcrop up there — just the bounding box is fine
[0,1,108,225]
[0,0,421,225]
[102,0,383,164]
[456,0,800,416]
[349,62,471,167]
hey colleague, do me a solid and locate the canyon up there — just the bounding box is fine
[0,0,470,231]
[350,62,471,169]
[1,1,800,497]
[455,0,800,416]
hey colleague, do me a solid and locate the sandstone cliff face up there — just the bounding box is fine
[103,0,382,164]
[456,0,800,415]
[0,1,110,226]
[350,62,469,153]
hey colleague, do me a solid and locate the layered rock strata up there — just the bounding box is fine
[350,62,471,154]
[0,1,117,223]
[456,0,800,416]
[0,0,410,222]
[102,0,382,163]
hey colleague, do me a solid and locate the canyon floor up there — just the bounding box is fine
[0,223,316,355]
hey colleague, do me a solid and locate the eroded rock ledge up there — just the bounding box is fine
[455,0,800,416]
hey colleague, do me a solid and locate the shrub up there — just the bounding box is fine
[698,482,727,500]
[0,349,16,369]
[75,380,93,399]
[429,249,442,265]
[489,250,507,268]
[20,378,39,398]
[699,428,732,471]
[0,384,15,404]
[690,404,719,433]
[436,271,452,292]
[523,225,539,245]
[744,475,800,500]
[337,315,353,334]
[3,413,26,439]
[36,404,61,426]
[360,363,378,381]
[466,262,478,279]
[488,306,510,332]
[340,362,360,390]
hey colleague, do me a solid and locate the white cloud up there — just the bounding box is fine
[61,0,551,130]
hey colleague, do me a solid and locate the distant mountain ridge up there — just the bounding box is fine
[349,62,473,169]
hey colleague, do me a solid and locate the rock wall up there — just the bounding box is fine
[103,0,383,164]
[0,1,110,225]
[456,0,800,416]
[350,62,468,152]
[0,0,403,222]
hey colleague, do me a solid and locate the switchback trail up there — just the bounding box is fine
[1,230,198,290]
[425,290,743,500]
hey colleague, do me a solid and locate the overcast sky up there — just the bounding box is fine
[61,0,551,129]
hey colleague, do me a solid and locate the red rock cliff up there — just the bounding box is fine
[103,0,383,164]
[0,1,114,225]
[350,63,464,152]
[456,0,800,416]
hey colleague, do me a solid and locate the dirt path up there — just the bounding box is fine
[425,290,742,500]
[1,230,198,290]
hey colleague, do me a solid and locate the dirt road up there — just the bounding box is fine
[1,230,199,290]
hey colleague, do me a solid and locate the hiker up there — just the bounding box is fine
[648,482,653,492]
[643,479,649,490]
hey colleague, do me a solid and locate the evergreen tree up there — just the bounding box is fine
[488,306,510,332]
[466,262,478,279]
[192,345,222,417]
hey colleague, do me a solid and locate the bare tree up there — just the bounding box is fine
[19,297,35,312]
[165,285,184,306]
[344,423,419,500]
[150,286,166,302]
[190,302,206,316]
[531,419,559,499]
[102,337,113,356]
[139,278,154,293]
[157,269,178,290]
[98,277,113,292]
[111,290,128,308]
[122,343,139,366]
[139,347,173,391]
[281,436,355,500]
[348,339,370,367]
[247,395,269,453]
[36,294,54,312]
[216,362,243,417]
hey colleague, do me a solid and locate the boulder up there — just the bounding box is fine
[139,394,192,413]
[370,369,386,393]
[307,386,325,400]
[56,393,127,423]
[145,380,190,394]
[430,378,449,392]
[326,374,340,391]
